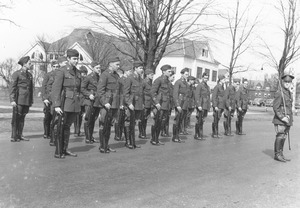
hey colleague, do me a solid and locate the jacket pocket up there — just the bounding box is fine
[65,91,74,99]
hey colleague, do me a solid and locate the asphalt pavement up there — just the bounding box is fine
[0,111,299,208]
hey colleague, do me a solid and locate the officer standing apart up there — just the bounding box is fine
[272,72,294,162]
[194,72,211,140]
[172,68,189,142]
[235,78,249,135]
[51,49,81,158]
[185,76,196,131]
[81,61,101,144]
[223,78,240,136]
[212,74,226,138]
[150,64,173,145]
[97,57,120,153]
[10,56,33,142]
[41,61,60,140]
[123,61,144,149]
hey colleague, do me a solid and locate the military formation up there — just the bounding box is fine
[9,49,294,162]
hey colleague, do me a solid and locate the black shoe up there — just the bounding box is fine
[43,135,47,139]
[134,144,141,148]
[107,147,116,152]
[172,138,182,143]
[157,141,165,145]
[49,142,55,146]
[194,136,201,140]
[138,135,146,139]
[99,148,110,153]
[20,136,30,141]
[150,140,159,146]
[91,138,99,143]
[65,151,77,157]
[126,144,134,149]
[85,139,90,144]
[54,154,65,159]
[11,139,20,142]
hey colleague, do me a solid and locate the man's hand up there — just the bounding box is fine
[120,105,124,110]
[238,107,242,112]
[128,104,134,111]
[197,106,202,111]
[55,107,63,115]
[105,103,111,110]
[11,101,17,107]
[155,103,161,110]
[229,106,232,111]
[214,107,219,111]
[176,106,182,112]
[282,116,290,123]
[43,99,50,106]
[89,94,95,100]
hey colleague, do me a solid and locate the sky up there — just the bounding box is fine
[0,0,299,80]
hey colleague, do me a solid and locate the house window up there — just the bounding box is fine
[55,54,58,60]
[79,54,83,61]
[50,54,53,60]
[202,49,208,57]
[31,52,35,59]
[212,70,217,82]
[171,67,176,73]
[197,67,202,78]
[205,68,210,78]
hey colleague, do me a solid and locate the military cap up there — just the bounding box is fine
[57,56,67,63]
[180,68,190,74]
[218,74,226,80]
[51,60,58,66]
[160,64,172,71]
[66,49,79,57]
[145,69,154,75]
[91,61,100,68]
[233,78,241,83]
[107,56,120,64]
[18,56,30,66]
[187,76,196,81]
[79,66,88,74]
[281,72,294,81]
[133,60,143,68]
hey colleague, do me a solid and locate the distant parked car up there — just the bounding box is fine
[253,98,266,107]
[265,99,274,107]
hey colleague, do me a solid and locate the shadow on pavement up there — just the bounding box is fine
[68,145,96,152]
[262,149,274,158]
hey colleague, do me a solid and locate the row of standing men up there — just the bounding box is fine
[10,49,250,159]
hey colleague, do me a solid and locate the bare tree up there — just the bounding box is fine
[0,0,17,26]
[218,0,259,83]
[260,0,300,78]
[0,58,17,88]
[69,0,214,72]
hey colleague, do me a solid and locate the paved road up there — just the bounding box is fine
[0,112,299,208]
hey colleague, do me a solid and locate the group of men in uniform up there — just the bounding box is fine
[9,50,294,162]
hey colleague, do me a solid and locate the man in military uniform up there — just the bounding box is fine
[184,76,196,131]
[161,70,175,137]
[10,56,33,142]
[97,57,120,153]
[235,78,249,135]
[172,68,189,142]
[194,72,210,140]
[41,61,60,140]
[74,66,88,136]
[211,74,226,138]
[150,64,173,145]
[123,61,144,149]
[223,78,240,136]
[51,49,81,158]
[139,69,154,139]
[272,73,294,162]
[81,61,101,143]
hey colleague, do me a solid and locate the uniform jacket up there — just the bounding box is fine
[97,69,120,109]
[118,76,126,107]
[41,70,56,101]
[143,77,153,109]
[272,87,293,126]
[186,85,195,109]
[151,75,172,110]
[124,72,144,110]
[81,72,99,106]
[173,78,188,109]
[169,82,174,109]
[195,81,211,110]
[236,86,249,110]
[224,85,236,109]
[51,63,81,112]
[212,83,225,109]
[10,68,33,106]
